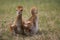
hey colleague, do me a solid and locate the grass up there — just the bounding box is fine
[0,0,60,40]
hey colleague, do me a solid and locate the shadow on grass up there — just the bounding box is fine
[0,35,4,40]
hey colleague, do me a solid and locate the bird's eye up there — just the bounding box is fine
[20,9,23,11]
[28,23,30,24]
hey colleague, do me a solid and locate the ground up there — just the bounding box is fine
[0,0,60,40]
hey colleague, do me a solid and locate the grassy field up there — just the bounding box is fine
[0,0,60,40]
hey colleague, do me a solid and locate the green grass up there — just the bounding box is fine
[0,0,60,40]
